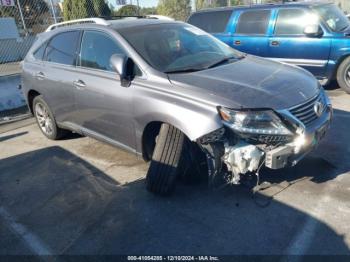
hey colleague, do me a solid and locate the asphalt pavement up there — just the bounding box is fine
[0,88,349,257]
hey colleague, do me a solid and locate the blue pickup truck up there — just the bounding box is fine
[188,1,350,94]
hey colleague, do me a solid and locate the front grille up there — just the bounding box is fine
[289,92,325,127]
[255,134,292,145]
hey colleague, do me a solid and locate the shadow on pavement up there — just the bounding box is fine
[0,131,28,142]
[0,144,349,256]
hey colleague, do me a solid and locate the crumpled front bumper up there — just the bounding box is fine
[266,104,332,169]
[198,89,332,185]
[266,91,333,169]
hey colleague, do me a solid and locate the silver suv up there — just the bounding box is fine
[22,18,332,195]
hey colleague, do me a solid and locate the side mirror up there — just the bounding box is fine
[304,25,323,38]
[110,54,130,87]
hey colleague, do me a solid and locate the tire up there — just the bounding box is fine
[336,56,350,94]
[146,123,186,195]
[33,95,67,140]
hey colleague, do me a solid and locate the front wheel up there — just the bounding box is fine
[336,57,350,94]
[146,123,186,195]
[33,95,67,140]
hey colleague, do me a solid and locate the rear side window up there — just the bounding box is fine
[79,31,124,72]
[45,31,80,66]
[275,9,308,35]
[33,43,46,60]
[187,10,233,33]
[236,10,271,35]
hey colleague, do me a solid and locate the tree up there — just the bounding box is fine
[63,0,73,20]
[91,0,111,17]
[63,0,111,21]
[140,7,157,15]
[157,0,191,21]
[115,5,139,16]
[195,0,246,10]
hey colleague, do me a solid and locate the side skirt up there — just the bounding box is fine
[57,121,142,158]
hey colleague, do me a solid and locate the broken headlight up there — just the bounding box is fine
[218,108,292,136]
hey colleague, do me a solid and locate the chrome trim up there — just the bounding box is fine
[267,58,328,67]
[279,90,330,131]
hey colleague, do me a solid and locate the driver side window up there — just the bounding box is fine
[274,9,316,35]
[79,31,124,72]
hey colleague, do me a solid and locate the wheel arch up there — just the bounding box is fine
[27,89,41,114]
[141,121,163,161]
[139,113,223,161]
[334,54,350,77]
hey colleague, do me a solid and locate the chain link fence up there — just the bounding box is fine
[0,0,63,76]
[0,0,61,117]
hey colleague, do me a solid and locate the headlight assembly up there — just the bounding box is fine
[218,107,292,136]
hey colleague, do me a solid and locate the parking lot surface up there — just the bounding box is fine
[0,89,350,256]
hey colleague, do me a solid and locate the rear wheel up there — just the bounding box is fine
[146,123,186,195]
[33,95,67,140]
[336,57,350,94]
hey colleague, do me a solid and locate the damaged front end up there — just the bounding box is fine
[197,90,332,186]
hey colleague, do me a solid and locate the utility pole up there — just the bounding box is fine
[16,0,27,34]
[48,0,57,23]
[136,0,140,15]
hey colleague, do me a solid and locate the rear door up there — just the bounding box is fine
[41,30,81,124]
[267,8,331,78]
[232,9,271,56]
[187,10,234,46]
[72,30,136,151]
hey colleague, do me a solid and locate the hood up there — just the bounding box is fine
[168,55,320,110]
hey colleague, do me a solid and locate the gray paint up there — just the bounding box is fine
[21,20,322,157]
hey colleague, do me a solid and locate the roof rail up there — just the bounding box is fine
[46,18,110,32]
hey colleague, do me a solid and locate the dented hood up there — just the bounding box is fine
[168,55,320,110]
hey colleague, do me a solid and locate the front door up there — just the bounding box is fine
[73,30,135,151]
[267,8,331,79]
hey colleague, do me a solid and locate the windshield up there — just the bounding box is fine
[117,23,243,73]
[314,4,350,32]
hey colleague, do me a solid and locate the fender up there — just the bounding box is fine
[327,41,350,79]
[133,82,224,154]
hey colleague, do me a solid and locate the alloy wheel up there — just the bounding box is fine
[344,65,350,87]
[35,102,54,136]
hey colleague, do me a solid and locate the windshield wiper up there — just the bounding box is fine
[206,55,243,69]
[165,68,202,74]
[340,25,350,31]
[165,55,245,74]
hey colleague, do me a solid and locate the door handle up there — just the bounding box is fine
[234,40,241,46]
[270,40,280,47]
[35,72,45,80]
[73,80,86,90]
